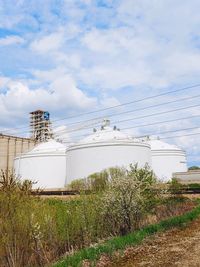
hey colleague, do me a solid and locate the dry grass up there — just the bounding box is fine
[110,217,200,267]
[39,194,79,200]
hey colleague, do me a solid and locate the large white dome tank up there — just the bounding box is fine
[14,139,66,189]
[148,138,187,181]
[65,120,151,185]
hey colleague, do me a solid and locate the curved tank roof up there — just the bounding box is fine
[148,138,183,151]
[80,119,133,144]
[28,139,66,154]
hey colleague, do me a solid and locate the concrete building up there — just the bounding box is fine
[0,134,35,173]
[173,170,200,184]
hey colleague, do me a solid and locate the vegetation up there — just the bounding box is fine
[53,205,200,267]
[100,164,159,235]
[188,165,200,170]
[0,166,196,267]
[168,178,184,195]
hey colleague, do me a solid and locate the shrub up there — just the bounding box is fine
[168,178,184,196]
[0,171,104,266]
[188,166,200,170]
[101,164,160,235]
[68,178,87,191]
[87,170,109,192]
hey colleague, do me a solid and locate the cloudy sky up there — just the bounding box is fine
[0,0,200,166]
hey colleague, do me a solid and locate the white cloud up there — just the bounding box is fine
[0,76,11,87]
[0,35,25,46]
[32,68,95,109]
[0,72,97,130]
[30,24,81,54]
[30,31,64,53]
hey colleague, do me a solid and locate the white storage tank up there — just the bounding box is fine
[14,139,66,189]
[148,138,187,181]
[65,120,151,185]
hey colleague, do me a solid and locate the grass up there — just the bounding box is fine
[52,204,200,267]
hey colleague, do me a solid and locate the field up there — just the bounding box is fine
[111,217,200,267]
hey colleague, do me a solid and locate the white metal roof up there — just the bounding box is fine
[28,139,66,154]
[148,139,182,151]
[80,126,133,143]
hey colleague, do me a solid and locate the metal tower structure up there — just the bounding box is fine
[30,110,52,142]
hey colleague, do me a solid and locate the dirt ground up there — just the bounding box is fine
[111,218,200,267]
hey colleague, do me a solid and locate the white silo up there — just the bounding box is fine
[65,120,151,185]
[148,138,187,181]
[14,139,66,189]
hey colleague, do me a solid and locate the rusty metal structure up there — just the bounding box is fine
[30,110,52,142]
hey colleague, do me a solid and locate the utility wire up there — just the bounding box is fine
[53,103,200,135]
[50,83,200,123]
[160,132,200,140]
[135,126,200,138]
[52,93,200,128]
[2,114,200,150]
[69,114,200,140]
[2,129,200,156]
[122,114,200,130]
[1,83,200,135]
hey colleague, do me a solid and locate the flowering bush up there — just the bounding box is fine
[101,164,160,235]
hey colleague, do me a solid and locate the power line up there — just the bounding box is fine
[160,132,200,140]
[135,126,200,138]
[111,103,200,126]
[52,93,200,129]
[51,83,200,123]
[57,115,200,141]
[122,114,200,130]
[3,113,199,148]
[2,119,200,158]
[1,83,200,135]
[54,103,200,136]
[52,95,200,136]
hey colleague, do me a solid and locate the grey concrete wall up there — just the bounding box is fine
[173,170,200,183]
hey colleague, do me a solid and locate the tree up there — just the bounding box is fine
[188,166,200,170]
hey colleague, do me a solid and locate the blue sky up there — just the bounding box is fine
[0,0,200,166]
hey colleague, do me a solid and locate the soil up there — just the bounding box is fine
[111,218,200,267]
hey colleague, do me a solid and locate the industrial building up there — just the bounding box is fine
[148,138,187,181]
[30,110,52,142]
[0,109,52,174]
[173,170,200,184]
[14,139,66,188]
[14,119,188,189]
[66,119,151,184]
[0,134,35,173]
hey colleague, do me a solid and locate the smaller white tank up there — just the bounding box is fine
[14,139,66,189]
[148,138,187,181]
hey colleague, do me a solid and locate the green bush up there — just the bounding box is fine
[0,174,105,267]
[188,166,200,170]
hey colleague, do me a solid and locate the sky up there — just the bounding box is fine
[0,0,200,166]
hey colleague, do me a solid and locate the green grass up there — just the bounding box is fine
[52,205,200,267]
